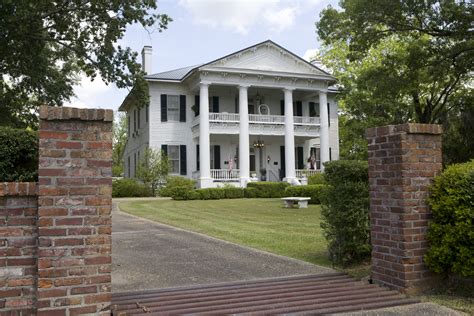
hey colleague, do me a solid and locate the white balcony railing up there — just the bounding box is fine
[296,169,321,179]
[211,169,240,181]
[248,114,285,124]
[293,116,320,125]
[209,112,240,122]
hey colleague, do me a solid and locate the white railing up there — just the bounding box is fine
[249,114,285,124]
[211,169,240,181]
[293,116,320,125]
[209,112,240,122]
[194,113,320,126]
[296,169,321,179]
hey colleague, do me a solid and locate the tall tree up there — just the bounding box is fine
[112,113,128,177]
[0,0,171,128]
[317,0,473,162]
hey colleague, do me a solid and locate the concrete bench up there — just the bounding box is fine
[281,197,311,209]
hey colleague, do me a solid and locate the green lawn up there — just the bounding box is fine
[118,198,332,267]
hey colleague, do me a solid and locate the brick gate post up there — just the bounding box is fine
[366,124,442,293]
[37,106,113,315]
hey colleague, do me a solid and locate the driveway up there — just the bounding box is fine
[111,200,334,293]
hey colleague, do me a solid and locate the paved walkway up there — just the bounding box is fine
[112,202,333,293]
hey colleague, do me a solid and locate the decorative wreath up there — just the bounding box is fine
[258,104,270,115]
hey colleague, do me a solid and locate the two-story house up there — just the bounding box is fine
[119,40,339,188]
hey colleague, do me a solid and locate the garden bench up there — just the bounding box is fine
[281,197,311,209]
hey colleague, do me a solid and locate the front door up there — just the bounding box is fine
[250,148,256,174]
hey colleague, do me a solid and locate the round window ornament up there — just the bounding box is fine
[258,104,270,115]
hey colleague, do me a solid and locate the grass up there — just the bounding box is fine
[118,198,332,267]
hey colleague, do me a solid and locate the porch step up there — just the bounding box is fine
[111,273,418,315]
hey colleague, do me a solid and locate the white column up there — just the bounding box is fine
[284,88,297,183]
[239,85,250,187]
[199,83,212,188]
[319,91,330,170]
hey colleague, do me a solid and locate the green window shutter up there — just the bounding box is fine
[160,94,167,122]
[179,95,186,122]
[180,145,187,175]
[280,100,284,115]
[296,101,303,116]
[161,144,168,156]
[212,96,219,113]
[214,145,221,169]
[194,95,200,116]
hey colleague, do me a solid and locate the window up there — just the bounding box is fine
[310,147,321,170]
[168,145,180,174]
[167,95,180,121]
[137,108,141,129]
[312,103,321,117]
[127,116,131,136]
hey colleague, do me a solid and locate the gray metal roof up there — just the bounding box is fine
[145,64,203,81]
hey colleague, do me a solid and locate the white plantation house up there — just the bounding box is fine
[120,40,339,188]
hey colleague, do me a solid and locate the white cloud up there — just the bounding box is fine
[303,48,318,61]
[179,0,320,34]
[64,73,113,109]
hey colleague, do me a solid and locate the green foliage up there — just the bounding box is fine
[0,127,38,182]
[243,187,258,198]
[308,173,326,185]
[317,1,473,163]
[246,182,290,198]
[136,148,169,196]
[112,113,127,177]
[425,160,474,278]
[169,187,244,201]
[285,185,327,204]
[159,176,196,197]
[320,160,370,266]
[112,178,153,198]
[0,0,171,127]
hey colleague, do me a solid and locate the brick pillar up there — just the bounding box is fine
[0,182,38,315]
[38,106,113,315]
[366,123,442,293]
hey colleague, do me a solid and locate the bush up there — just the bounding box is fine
[285,184,327,204]
[244,187,258,198]
[320,160,370,266]
[308,173,326,185]
[246,182,289,198]
[112,178,153,198]
[168,186,198,200]
[425,160,474,278]
[0,127,38,182]
[159,176,196,197]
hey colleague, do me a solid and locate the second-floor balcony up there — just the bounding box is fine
[192,113,321,137]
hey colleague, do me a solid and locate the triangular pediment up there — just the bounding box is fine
[200,41,329,77]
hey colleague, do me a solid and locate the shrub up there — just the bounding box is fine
[112,178,153,198]
[425,160,474,278]
[168,186,198,200]
[159,176,196,197]
[320,160,370,266]
[246,182,289,198]
[285,184,327,204]
[222,187,245,199]
[0,127,38,182]
[244,187,258,198]
[308,173,326,185]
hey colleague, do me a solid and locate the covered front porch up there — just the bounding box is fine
[193,134,322,187]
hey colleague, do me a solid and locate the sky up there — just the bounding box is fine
[65,0,339,111]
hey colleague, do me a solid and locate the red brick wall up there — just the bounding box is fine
[36,106,113,315]
[0,182,38,315]
[366,123,442,293]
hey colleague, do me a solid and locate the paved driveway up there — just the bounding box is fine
[111,201,333,293]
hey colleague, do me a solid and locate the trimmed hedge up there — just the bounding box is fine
[425,160,474,278]
[169,187,245,200]
[0,127,38,182]
[246,182,290,198]
[320,160,370,266]
[112,178,153,197]
[284,184,327,204]
[308,173,326,185]
[159,176,196,197]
